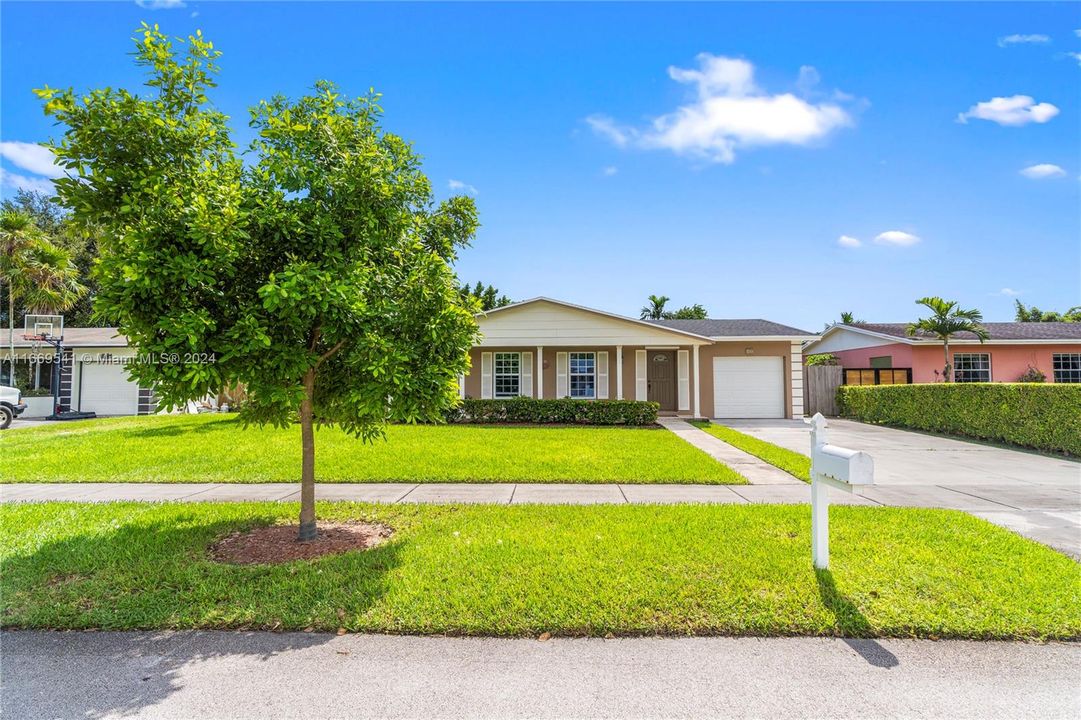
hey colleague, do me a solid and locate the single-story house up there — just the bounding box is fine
[805,322,1081,384]
[462,297,818,418]
[1,328,156,417]
[2,298,819,420]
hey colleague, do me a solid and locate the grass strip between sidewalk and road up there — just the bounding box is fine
[2,502,1078,639]
[691,421,811,482]
[0,414,744,485]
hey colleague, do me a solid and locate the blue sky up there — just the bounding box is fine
[2,2,1079,330]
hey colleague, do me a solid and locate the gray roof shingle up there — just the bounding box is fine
[1,328,128,348]
[849,322,1081,341]
[645,318,817,338]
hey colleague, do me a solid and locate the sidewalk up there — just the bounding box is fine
[4,631,1078,719]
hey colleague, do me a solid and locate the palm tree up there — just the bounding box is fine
[0,211,42,384]
[0,210,86,386]
[907,297,989,382]
[640,294,670,320]
[839,311,865,325]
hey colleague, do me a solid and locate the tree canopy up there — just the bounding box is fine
[1014,300,1081,323]
[460,281,511,311]
[640,295,709,320]
[38,24,479,539]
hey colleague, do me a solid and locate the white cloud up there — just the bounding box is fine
[957,95,1059,126]
[0,141,63,178]
[585,115,631,148]
[997,34,1051,47]
[874,230,921,247]
[602,166,618,177]
[135,0,186,8]
[837,235,861,248]
[0,168,55,196]
[997,288,1022,296]
[448,179,478,195]
[1066,52,1081,67]
[1020,163,1066,179]
[587,54,855,164]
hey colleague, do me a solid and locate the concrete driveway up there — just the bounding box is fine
[723,418,1080,487]
[722,419,1081,557]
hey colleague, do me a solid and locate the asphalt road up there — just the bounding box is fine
[3,631,1078,719]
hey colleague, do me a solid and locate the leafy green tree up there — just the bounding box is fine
[39,25,478,540]
[640,294,669,320]
[460,281,511,311]
[663,303,708,320]
[1014,299,1081,323]
[907,297,989,382]
[839,311,865,325]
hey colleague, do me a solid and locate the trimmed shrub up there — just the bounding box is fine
[838,383,1081,456]
[448,397,660,426]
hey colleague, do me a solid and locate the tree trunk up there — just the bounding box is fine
[943,339,951,382]
[298,368,317,542]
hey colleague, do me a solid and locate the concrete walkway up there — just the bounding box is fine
[657,417,803,484]
[4,631,1078,719]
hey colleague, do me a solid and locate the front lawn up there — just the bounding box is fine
[0,414,742,484]
[2,502,1078,639]
[692,421,811,482]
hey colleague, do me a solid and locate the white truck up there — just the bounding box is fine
[1,385,28,429]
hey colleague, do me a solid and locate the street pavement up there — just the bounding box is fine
[3,631,1079,719]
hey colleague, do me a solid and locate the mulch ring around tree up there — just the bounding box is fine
[210,522,393,565]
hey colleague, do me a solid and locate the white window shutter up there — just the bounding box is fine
[677,349,690,412]
[597,351,609,399]
[521,351,533,398]
[635,350,647,401]
[457,373,465,399]
[480,352,493,399]
[556,352,569,398]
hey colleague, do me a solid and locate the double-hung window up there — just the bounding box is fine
[953,353,991,383]
[568,352,596,399]
[1052,353,1081,383]
[494,352,521,398]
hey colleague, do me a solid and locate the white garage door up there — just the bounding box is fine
[79,362,140,415]
[712,356,785,418]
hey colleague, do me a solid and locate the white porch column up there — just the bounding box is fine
[536,346,544,399]
[616,345,623,400]
[693,344,701,418]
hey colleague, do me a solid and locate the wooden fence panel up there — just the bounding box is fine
[806,365,843,417]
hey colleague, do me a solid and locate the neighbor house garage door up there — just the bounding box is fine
[712,356,785,418]
[79,361,139,415]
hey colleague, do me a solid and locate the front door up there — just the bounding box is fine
[647,351,676,411]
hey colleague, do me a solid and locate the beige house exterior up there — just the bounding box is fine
[461,298,817,419]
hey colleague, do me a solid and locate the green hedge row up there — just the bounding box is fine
[837,383,1081,456]
[448,397,660,426]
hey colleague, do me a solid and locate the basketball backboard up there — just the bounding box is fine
[23,314,64,340]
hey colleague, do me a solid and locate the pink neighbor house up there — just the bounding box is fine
[804,322,1081,384]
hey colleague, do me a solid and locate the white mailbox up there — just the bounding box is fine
[806,413,874,569]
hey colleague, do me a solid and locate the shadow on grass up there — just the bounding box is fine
[815,568,898,668]
[125,416,245,439]
[1,510,403,719]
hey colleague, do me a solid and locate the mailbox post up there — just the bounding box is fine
[807,413,874,569]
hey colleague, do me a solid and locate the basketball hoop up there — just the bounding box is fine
[22,334,45,356]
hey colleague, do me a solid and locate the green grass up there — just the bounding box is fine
[0,414,743,484]
[692,421,811,482]
[2,502,1078,639]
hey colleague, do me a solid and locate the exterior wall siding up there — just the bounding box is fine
[831,343,1081,383]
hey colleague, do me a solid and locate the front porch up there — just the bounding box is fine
[461,344,704,417]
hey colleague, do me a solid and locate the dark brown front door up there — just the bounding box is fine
[647,351,676,411]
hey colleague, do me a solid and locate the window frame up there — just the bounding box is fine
[952,352,992,383]
[568,351,597,399]
[493,352,521,398]
[1052,353,1081,384]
